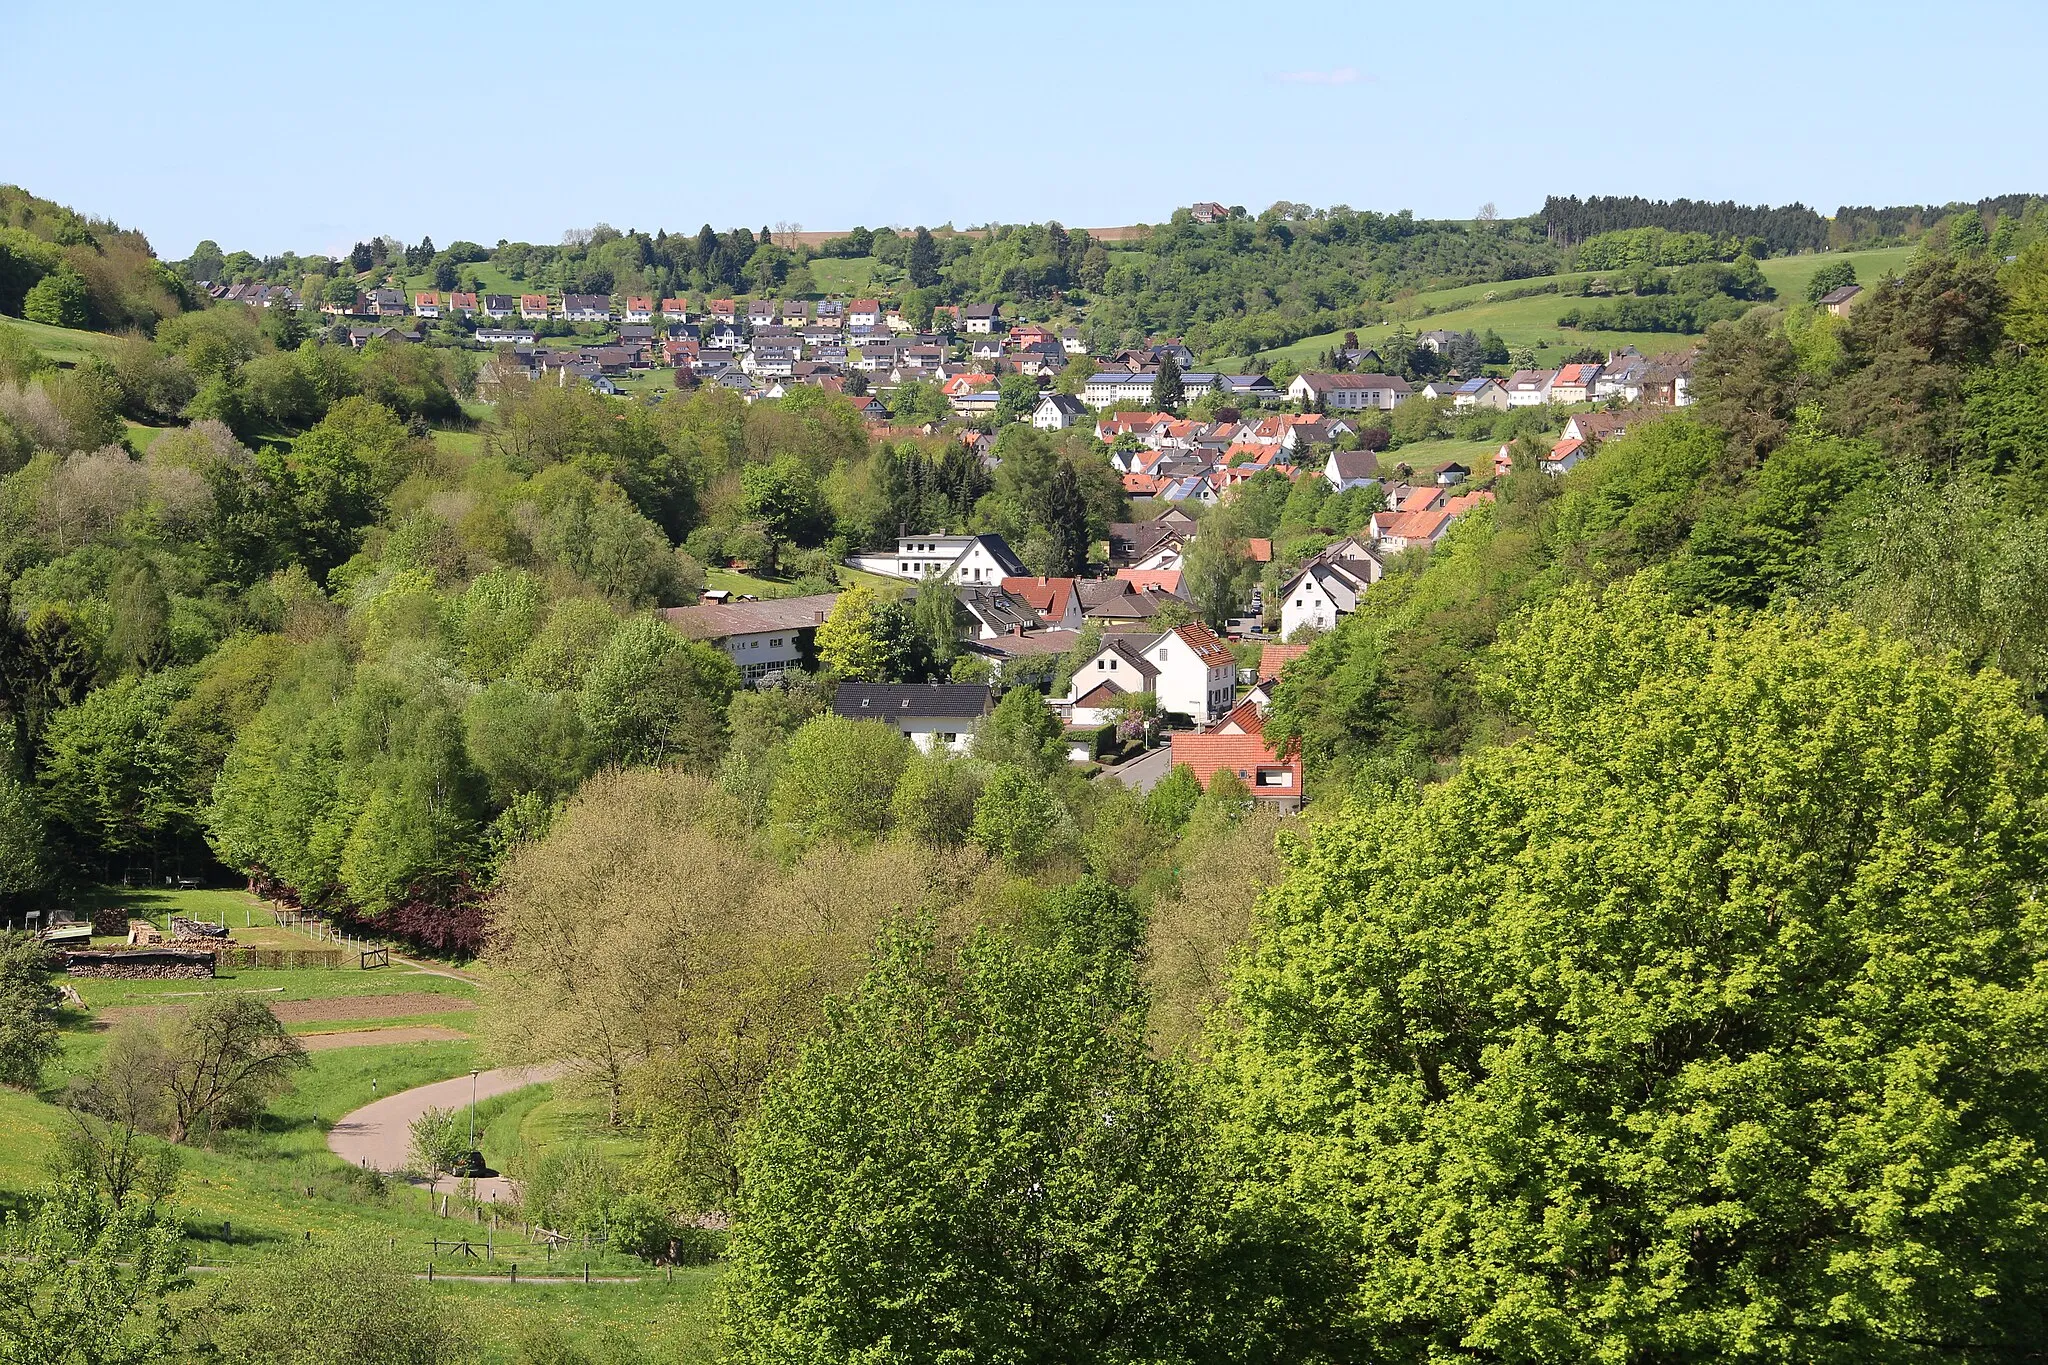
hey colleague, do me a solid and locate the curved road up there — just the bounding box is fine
[328,1063,568,1203]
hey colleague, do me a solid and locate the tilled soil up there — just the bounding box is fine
[95,991,475,1026]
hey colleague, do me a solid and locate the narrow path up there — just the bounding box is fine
[327,1063,568,1203]
[299,1025,469,1051]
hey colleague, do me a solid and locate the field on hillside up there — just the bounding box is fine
[808,255,885,293]
[1207,244,1922,371]
[0,312,127,364]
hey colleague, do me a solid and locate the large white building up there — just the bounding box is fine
[1286,372,1413,411]
[844,534,1028,587]
[660,592,839,684]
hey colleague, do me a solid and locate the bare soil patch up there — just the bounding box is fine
[299,1026,470,1051]
[97,991,474,1027]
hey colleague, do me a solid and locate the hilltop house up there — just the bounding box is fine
[519,293,551,320]
[961,302,1001,333]
[480,294,516,319]
[1819,284,1863,315]
[413,292,441,318]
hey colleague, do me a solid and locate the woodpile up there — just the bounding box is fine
[62,948,217,979]
[89,906,128,937]
[170,917,229,940]
[126,920,164,946]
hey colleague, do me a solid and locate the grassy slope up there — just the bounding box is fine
[1208,244,1921,370]
[0,312,127,364]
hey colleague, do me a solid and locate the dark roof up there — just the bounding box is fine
[661,592,840,639]
[833,682,993,721]
[1818,284,1863,305]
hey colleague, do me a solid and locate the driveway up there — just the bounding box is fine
[328,1062,567,1203]
[1109,745,1173,794]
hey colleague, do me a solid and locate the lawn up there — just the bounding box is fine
[0,312,128,364]
[1379,437,1503,481]
[808,256,882,294]
[425,1276,722,1363]
[1207,244,1924,371]
[125,420,172,451]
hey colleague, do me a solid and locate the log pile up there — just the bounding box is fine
[62,948,217,979]
[169,917,229,940]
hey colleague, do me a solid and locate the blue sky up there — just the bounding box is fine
[4,0,2043,260]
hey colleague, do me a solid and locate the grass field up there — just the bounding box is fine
[1379,436,1503,481]
[808,256,883,293]
[425,1277,721,1362]
[1208,244,1923,371]
[0,312,128,364]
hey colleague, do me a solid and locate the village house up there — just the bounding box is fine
[1000,576,1087,631]
[1504,368,1555,406]
[1061,327,1087,354]
[1641,353,1697,407]
[1065,621,1236,725]
[623,296,655,323]
[1819,284,1864,316]
[661,592,838,685]
[1278,558,1372,637]
[832,682,992,755]
[1452,376,1510,410]
[1323,449,1382,493]
[1065,638,1159,727]
[412,291,441,318]
[519,293,551,320]
[1286,372,1413,412]
[475,327,536,347]
[1170,706,1303,812]
[447,292,478,317]
[1189,201,1228,224]
[660,298,691,320]
[366,288,409,317]
[845,533,1027,586]
[961,302,1001,333]
[1031,393,1088,431]
[846,299,881,329]
[1416,329,1460,354]
[1548,362,1603,405]
[1107,515,1191,571]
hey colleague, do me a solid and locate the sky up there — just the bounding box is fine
[4,0,2045,261]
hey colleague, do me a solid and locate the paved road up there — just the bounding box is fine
[328,1063,568,1203]
[1110,745,1173,793]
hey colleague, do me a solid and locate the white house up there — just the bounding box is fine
[1065,638,1160,727]
[1287,372,1412,411]
[1278,559,1373,638]
[561,293,613,323]
[847,299,882,329]
[1323,449,1381,493]
[660,592,839,685]
[1141,621,1238,723]
[832,682,991,754]
[961,302,1000,333]
[1451,376,1510,410]
[844,533,1027,586]
[1504,369,1555,407]
[1031,393,1088,431]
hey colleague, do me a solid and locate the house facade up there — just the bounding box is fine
[1287,372,1413,411]
[660,592,838,684]
[831,683,991,754]
[844,533,1027,586]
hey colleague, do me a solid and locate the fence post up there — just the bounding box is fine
[510,1262,516,1285]
[583,1261,589,1284]
[428,1261,434,1283]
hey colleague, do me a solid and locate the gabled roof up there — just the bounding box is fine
[1326,450,1380,482]
[1818,284,1862,305]
[1297,371,1413,394]
[1259,642,1311,681]
[1115,569,1184,596]
[661,592,840,639]
[1001,576,1079,621]
[1166,621,1235,668]
[833,682,994,721]
[1169,729,1299,791]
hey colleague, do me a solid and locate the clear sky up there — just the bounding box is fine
[4,0,2044,261]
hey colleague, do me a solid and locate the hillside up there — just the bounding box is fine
[1204,243,1920,370]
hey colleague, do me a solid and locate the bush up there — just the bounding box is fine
[22,267,93,328]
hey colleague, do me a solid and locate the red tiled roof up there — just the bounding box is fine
[1169,730,1301,794]
[1123,473,1168,495]
[1376,508,1453,543]
[1247,538,1273,563]
[850,299,880,312]
[1001,576,1079,621]
[1259,643,1310,680]
[1172,622,1235,667]
[1115,569,1183,595]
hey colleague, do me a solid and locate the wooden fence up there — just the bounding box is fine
[213,946,344,970]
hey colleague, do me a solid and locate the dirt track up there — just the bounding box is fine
[96,991,475,1026]
[299,1026,471,1051]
